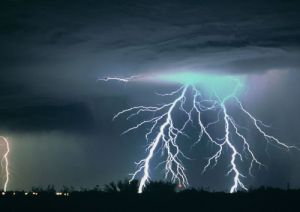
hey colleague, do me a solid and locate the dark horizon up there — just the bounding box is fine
[1,180,299,212]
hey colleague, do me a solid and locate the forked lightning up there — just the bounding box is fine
[101,74,298,193]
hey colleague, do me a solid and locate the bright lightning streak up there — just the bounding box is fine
[100,73,298,193]
[120,85,190,193]
[97,75,142,83]
[0,136,10,192]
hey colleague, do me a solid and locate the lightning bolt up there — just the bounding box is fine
[97,75,142,83]
[0,136,10,192]
[100,74,298,193]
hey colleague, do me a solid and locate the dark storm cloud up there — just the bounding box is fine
[0,0,299,132]
[0,0,299,133]
[1,1,300,67]
[0,102,95,133]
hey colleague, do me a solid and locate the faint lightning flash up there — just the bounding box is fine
[100,72,298,193]
[0,136,10,192]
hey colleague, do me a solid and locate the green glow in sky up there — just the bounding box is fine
[156,72,245,100]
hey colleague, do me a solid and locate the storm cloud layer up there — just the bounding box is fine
[0,0,300,190]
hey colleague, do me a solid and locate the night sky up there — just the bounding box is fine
[1,0,300,191]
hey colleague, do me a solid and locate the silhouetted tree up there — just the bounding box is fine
[117,179,138,193]
[104,179,138,193]
[104,182,119,193]
[61,186,74,193]
[92,184,101,191]
[143,181,176,194]
[31,186,44,193]
[46,184,56,193]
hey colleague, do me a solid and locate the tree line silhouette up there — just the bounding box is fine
[0,179,299,212]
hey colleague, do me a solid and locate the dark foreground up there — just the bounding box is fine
[0,181,298,212]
